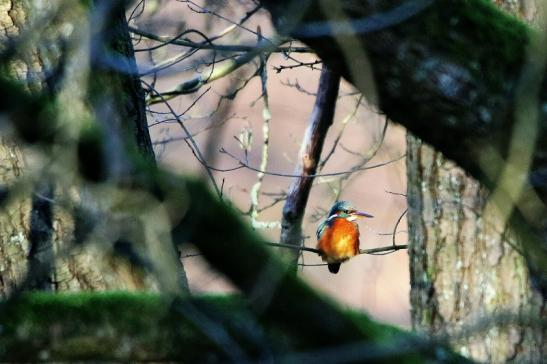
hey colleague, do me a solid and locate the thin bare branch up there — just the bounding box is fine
[264,242,408,256]
[279,66,340,265]
[249,28,280,230]
[219,148,405,178]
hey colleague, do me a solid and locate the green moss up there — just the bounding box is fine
[0,292,444,362]
[0,292,251,361]
[410,0,529,90]
[346,308,403,341]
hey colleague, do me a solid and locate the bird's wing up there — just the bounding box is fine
[316,215,337,240]
[316,219,327,240]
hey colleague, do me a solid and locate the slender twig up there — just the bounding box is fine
[256,194,287,213]
[264,242,407,255]
[183,242,408,259]
[392,208,407,248]
[182,0,313,69]
[183,0,264,39]
[146,37,280,104]
[385,190,407,197]
[131,26,310,53]
[220,148,405,178]
[138,28,215,76]
[273,59,322,73]
[317,95,363,171]
[134,4,262,53]
[264,242,319,254]
[281,78,317,96]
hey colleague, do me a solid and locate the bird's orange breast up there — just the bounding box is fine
[316,218,360,263]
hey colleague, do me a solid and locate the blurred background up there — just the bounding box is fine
[136,0,410,327]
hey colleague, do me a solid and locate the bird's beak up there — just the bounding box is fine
[355,211,374,218]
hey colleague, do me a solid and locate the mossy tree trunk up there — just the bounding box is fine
[407,2,545,363]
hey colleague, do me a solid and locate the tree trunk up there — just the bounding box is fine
[407,4,544,363]
[0,1,184,293]
[0,0,50,295]
[407,136,545,363]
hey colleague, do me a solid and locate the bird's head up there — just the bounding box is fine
[328,200,373,221]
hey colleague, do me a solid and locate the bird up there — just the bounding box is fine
[316,200,373,274]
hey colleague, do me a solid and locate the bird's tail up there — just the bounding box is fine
[328,263,341,274]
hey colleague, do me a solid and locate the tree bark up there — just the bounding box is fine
[279,66,340,265]
[0,0,51,295]
[407,137,545,363]
[89,0,156,165]
[407,2,545,363]
[0,1,185,293]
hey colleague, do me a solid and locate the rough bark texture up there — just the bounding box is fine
[407,3,545,363]
[0,0,46,295]
[0,139,29,295]
[89,0,156,166]
[279,66,340,265]
[407,137,545,363]
[0,1,177,293]
[260,0,547,295]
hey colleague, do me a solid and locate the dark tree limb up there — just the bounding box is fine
[0,292,471,362]
[26,183,54,291]
[260,0,547,295]
[279,66,340,266]
[90,0,156,164]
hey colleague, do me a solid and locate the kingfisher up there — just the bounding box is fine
[316,201,373,274]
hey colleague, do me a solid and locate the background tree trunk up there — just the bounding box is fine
[0,0,49,295]
[407,3,544,363]
[0,1,182,293]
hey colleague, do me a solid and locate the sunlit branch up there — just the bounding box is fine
[249,29,280,230]
[130,26,310,53]
[146,37,282,104]
[139,28,214,76]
